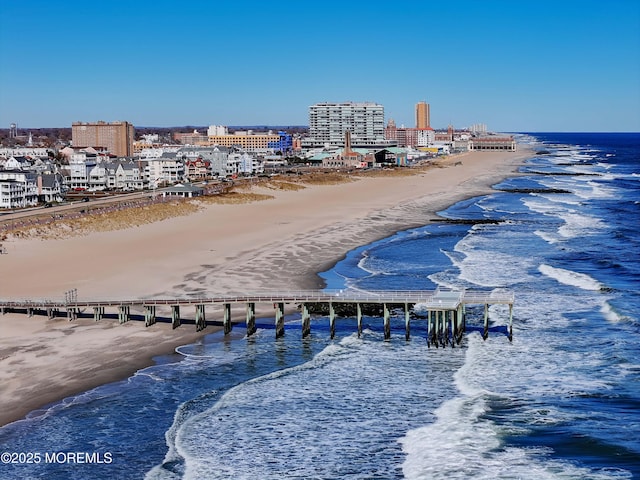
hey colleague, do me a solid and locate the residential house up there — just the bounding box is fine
[233,152,263,176]
[4,156,32,170]
[105,160,144,190]
[185,158,212,181]
[38,173,64,203]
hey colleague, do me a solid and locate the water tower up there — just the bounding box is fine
[9,123,18,138]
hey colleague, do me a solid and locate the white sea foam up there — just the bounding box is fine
[572,180,617,200]
[557,211,606,238]
[400,332,621,480]
[539,264,603,291]
[600,301,628,323]
[152,334,462,480]
[534,229,559,244]
[448,230,537,287]
[522,196,567,217]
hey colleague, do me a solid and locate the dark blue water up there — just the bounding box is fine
[0,133,638,479]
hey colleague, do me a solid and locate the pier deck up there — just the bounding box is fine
[0,288,514,345]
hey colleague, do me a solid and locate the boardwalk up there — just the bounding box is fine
[0,288,514,347]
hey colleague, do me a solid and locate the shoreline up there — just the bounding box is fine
[0,147,532,427]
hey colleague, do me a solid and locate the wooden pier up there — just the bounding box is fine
[0,288,514,345]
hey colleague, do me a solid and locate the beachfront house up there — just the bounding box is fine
[38,172,64,203]
[232,152,263,176]
[104,160,144,191]
[0,170,39,208]
[184,157,212,181]
[179,146,229,178]
[65,155,96,191]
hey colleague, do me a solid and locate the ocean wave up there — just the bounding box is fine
[557,211,606,238]
[538,264,603,291]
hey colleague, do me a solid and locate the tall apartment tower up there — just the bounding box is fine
[415,101,431,129]
[307,102,386,147]
[72,121,135,157]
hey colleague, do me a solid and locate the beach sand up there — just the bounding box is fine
[0,148,531,426]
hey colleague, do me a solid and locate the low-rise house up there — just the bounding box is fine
[38,173,64,203]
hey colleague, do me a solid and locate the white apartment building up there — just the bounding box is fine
[416,129,436,147]
[0,171,38,208]
[65,156,96,190]
[207,125,229,136]
[306,102,387,148]
[147,154,185,187]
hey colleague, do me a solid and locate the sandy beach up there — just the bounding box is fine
[0,148,531,426]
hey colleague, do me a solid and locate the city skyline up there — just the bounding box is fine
[1,0,639,132]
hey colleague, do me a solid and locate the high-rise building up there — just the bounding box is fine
[306,102,387,148]
[415,101,430,129]
[72,121,135,157]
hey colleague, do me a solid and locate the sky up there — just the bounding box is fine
[1,0,639,132]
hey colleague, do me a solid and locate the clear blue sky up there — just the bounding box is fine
[1,0,639,131]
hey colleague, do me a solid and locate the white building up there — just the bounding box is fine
[416,129,436,147]
[65,156,96,190]
[0,147,50,158]
[87,160,143,191]
[0,171,38,208]
[306,102,387,148]
[147,154,185,187]
[137,145,181,159]
[232,152,264,175]
[207,125,229,136]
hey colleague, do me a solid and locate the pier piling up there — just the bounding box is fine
[171,305,181,329]
[383,304,390,340]
[118,305,130,324]
[223,303,231,334]
[275,302,285,338]
[246,302,256,336]
[144,305,156,327]
[195,304,206,332]
[93,306,104,322]
[405,303,411,341]
[483,304,489,340]
[301,303,311,338]
[329,303,336,339]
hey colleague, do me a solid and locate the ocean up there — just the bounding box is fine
[0,132,638,479]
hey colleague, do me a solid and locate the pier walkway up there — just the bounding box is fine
[0,288,514,346]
